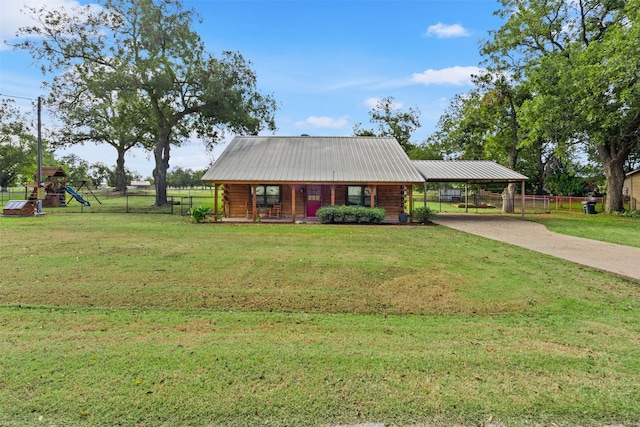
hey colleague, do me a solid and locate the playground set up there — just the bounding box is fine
[24,166,102,208]
[3,166,103,216]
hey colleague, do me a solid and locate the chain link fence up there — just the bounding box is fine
[412,189,606,214]
[1,187,219,216]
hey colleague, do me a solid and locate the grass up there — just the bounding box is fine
[1,213,639,426]
[522,210,640,248]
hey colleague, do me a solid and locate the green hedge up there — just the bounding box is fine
[316,205,386,224]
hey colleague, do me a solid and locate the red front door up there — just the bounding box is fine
[306,185,322,217]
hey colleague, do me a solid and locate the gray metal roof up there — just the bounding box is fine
[413,160,528,182]
[202,136,425,184]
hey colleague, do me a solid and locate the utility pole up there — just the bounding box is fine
[37,96,43,214]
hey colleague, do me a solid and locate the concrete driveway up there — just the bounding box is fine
[432,213,640,282]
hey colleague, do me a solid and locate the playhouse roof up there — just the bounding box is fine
[202,136,425,184]
[41,166,66,178]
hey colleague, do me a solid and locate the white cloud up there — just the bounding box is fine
[425,23,470,39]
[1,0,95,51]
[364,97,403,110]
[411,66,483,86]
[295,115,349,129]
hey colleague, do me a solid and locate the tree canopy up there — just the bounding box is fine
[15,0,277,205]
[425,72,537,212]
[49,65,154,191]
[353,96,420,153]
[481,0,640,212]
[0,99,41,191]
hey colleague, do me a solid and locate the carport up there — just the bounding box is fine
[412,160,529,218]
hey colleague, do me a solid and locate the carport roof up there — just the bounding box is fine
[412,160,528,182]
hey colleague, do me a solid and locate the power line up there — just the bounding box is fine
[0,93,35,101]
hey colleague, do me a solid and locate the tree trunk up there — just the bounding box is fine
[115,149,127,191]
[153,132,171,206]
[604,167,626,212]
[598,147,625,213]
[502,183,516,213]
[502,133,519,213]
[0,172,12,192]
[599,142,629,213]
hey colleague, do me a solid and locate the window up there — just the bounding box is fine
[346,186,376,206]
[251,185,281,205]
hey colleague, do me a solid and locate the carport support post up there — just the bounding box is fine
[423,182,427,209]
[409,185,414,216]
[465,182,469,213]
[521,180,526,219]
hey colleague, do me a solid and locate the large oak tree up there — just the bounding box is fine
[426,73,538,212]
[50,66,153,191]
[482,0,640,212]
[0,100,38,191]
[15,0,277,205]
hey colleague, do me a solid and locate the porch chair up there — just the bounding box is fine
[268,203,281,219]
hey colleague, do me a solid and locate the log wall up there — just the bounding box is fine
[223,183,407,220]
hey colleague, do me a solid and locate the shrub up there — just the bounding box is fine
[411,206,437,223]
[612,209,640,218]
[317,206,386,224]
[189,205,212,223]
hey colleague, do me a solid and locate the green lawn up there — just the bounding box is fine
[522,211,640,248]
[1,213,639,426]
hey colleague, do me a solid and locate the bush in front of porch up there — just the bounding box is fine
[317,205,386,224]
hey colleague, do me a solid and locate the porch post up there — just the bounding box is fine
[369,185,376,208]
[331,185,336,206]
[214,183,219,222]
[291,186,297,222]
[251,184,257,222]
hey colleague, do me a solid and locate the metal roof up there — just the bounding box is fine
[4,200,30,210]
[202,136,425,184]
[413,160,528,182]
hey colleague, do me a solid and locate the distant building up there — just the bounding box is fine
[623,170,639,210]
[129,181,152,190]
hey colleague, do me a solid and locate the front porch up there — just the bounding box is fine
[211,216,411,225]
[210,183,415,223]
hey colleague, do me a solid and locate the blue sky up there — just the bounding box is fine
[1,0,503,179]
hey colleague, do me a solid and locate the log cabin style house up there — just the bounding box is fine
[201,136,425,222]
